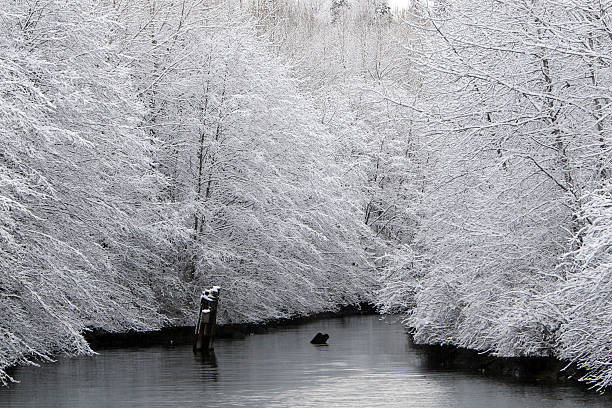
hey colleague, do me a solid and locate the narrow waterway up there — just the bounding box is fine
[1,315,609,407]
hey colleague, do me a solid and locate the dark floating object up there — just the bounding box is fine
[310,332,329,344]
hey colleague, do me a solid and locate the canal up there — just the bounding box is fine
[1,315,609,407]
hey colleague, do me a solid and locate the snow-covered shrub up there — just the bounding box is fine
[556,185,612,391]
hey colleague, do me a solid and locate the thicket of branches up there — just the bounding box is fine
[0,0,377,384]
[372,0,612,391]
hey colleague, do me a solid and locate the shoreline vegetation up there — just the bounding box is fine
[412,343,590,389]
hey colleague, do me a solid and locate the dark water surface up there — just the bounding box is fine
[1,315,610,407]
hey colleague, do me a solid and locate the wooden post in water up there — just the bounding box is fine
[193,286,220,353]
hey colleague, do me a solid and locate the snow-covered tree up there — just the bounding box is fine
[376,0,612,389]
[0,0,181,384]
[556,184,612,391]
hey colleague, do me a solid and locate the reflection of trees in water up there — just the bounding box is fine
[195,351,219,382]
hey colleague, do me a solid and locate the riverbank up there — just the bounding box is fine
[411,340,593,390]
[83,303,376,350]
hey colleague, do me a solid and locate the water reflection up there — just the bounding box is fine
[194,350,218,367]
[1,315,610,408]
[194,350,218,382]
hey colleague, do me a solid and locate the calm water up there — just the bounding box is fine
[1,315,610,407]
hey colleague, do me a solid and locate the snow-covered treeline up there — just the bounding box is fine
[247,0,426,302]
[0,0,377,384]
[370,0,611,391]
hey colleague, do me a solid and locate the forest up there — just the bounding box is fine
[0,0,610,393]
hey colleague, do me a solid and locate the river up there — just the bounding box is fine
[1,315,609,407]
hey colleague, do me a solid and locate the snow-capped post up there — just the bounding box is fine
[193,286,220,353]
